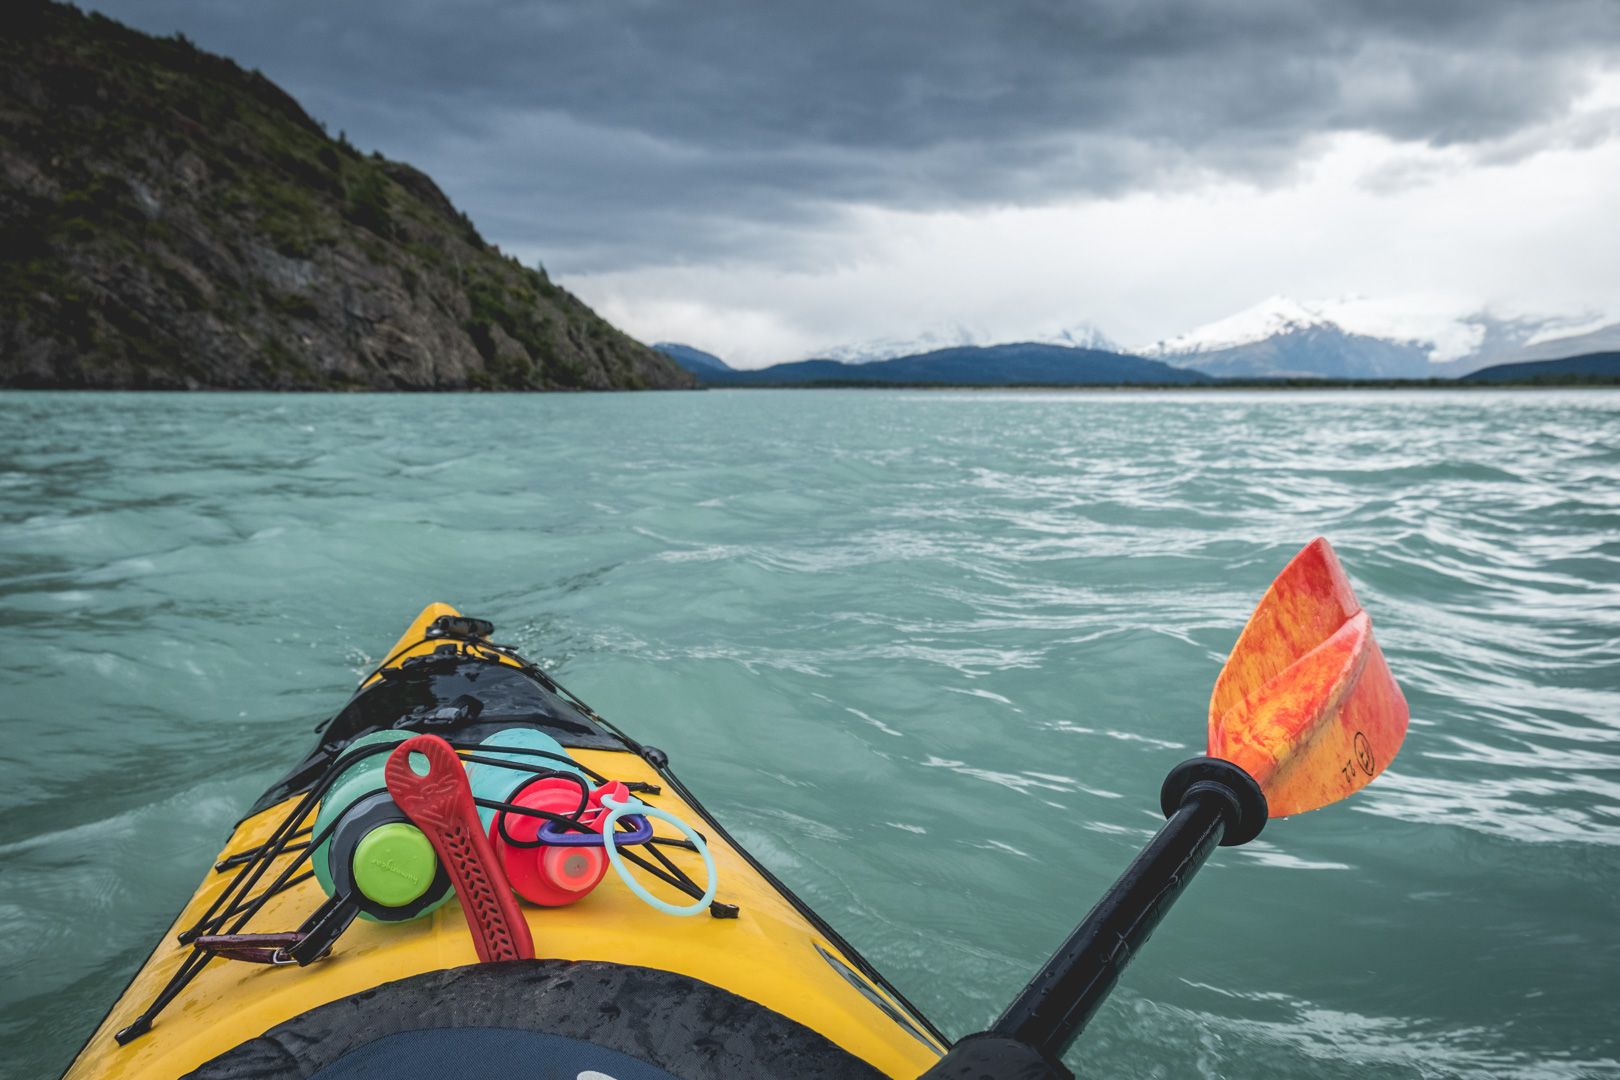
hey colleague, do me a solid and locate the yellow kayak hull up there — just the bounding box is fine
[65,605,944,1079]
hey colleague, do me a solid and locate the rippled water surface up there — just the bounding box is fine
[2,388,1618,1079]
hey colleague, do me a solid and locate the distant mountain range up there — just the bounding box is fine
[658,296,1620,386]
[1498,323,1620,365]
[655,338,1620,389]
[651,343,734,376]
[1157,325,1434,379]
[1141,296,1620,379]
[813,322,1120,364]
[1140,297,1434,379]
[656,342,1206,386]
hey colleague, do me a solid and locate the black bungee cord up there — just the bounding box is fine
[120,731,715,1043]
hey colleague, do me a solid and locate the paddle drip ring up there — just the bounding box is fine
[598,792,717,917]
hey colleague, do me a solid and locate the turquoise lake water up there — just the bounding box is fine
[2,388,1617,1079]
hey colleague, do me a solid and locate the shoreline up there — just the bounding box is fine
[4,379,1618,395]
[697,378,1620,392]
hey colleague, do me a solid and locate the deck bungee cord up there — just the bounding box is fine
[120,727,724,1042]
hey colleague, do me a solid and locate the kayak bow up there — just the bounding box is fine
[65,603,948,1080]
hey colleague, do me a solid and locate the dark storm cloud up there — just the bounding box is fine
[85,0,1620,271]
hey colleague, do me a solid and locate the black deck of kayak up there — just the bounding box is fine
[248,648,627,816]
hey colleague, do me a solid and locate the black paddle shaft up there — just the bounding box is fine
[986,757,1267,1064]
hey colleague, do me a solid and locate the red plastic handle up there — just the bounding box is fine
[385,734,534,963]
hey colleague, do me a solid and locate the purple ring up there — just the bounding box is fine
[537,813,653,847]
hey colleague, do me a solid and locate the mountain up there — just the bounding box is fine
[1415,314,1620,375]
[700,343,1209,386]
[1140,297,1620,379]
[1502,322,1620,365]
[1141,297,1439,379]
[813,321,1119,364]
[1143,296,1336,357]
[1166,326,1435,379]
[1032,323,1123,352]
[653,342,734,376]
[0,2,694,390]
[1462,352,1620,384]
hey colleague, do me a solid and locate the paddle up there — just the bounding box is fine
[920,538,1410,1079]
[1207,537,1408,817]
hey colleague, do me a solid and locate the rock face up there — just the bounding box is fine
[0,2,696,391]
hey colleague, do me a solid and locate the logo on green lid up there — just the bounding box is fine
[367,856,422,888]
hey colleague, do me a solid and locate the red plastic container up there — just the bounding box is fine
[490,778,610,906]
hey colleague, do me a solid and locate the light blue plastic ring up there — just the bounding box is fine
[599,792,717,917]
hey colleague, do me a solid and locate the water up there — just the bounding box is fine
[2,388,1617,1079]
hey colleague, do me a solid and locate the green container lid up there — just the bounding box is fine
[352,822,437,908]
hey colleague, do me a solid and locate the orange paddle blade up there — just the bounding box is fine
[1209,538,1409,817]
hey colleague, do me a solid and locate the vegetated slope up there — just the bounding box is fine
[0,2,695,390]
[701,343,1210,386]
[1461,352,1620,384]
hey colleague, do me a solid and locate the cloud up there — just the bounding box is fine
[572,128,1620,365]
[87,0,1620,274]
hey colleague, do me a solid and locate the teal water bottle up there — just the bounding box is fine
[465,728,606,906]
[310,730,454,921]
[466,728,588,830]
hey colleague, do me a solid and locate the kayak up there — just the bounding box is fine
[64,538,1410,1080]
[64,603,949,1079]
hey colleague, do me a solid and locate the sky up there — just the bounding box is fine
[88,0,1620,367]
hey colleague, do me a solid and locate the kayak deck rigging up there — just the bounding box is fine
[121,733,733,1037]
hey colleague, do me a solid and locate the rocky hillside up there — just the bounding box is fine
[0,2,695,390]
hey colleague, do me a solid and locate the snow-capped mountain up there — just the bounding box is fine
[809,321,1119,363]
[814,327,980,364]
[1141,297,1341,358]
[1139,298,1427,378]
[1135,296,1605,379]
[1509,319,1620,364]
[1027,323,1122,352]
[809,300,1619,379]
